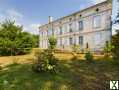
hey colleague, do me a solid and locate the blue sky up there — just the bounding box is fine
[0,0,106,34]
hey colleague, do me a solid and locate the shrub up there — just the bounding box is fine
[85,52,93,62]
[104,41,114,57]
[71,45,80,53]
[33,36,58,73]
[33,49,58,73]
[112,30,119,60]
[48,36,57,49]
[0,20,38,56]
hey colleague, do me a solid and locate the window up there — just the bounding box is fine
[46,30,48,36]
[48,29,52,36]
[94,32,102,45]
[79,36,83,45]
[93,15,101,28]
[42,32,43,37]
[69,24,73,32]
[69,37,73,45]
[69,28,73,32]
[69,18,72,22]
[60,38,62,46]
[60,27,62,35]
[79,21,83,30]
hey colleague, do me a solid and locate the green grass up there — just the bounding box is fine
[0,59,119,90]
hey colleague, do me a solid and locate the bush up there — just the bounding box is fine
[85,52,93,62]
[104,41,113,57]
[33,36,58,73]
[0,20,38,56]
[112,31,119,60]
[71,45,80,53]
[33,49,58,73]
[48,36,57,49]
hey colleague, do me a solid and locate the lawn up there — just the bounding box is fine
[0,59,119,90]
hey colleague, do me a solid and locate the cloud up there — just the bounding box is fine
[90,0,106,4]
[23,23,40,34]
[0,9,40,34]
[0,15,5,22]
[30,24,41,30]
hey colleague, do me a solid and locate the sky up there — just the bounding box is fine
[0,0,106,34]
[112,0,119,34]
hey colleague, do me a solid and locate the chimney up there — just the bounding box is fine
[48,16,53,23]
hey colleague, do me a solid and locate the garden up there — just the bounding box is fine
[0,20,119,90]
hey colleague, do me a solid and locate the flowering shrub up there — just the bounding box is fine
[33,36,58,73]
[33,49,58,72]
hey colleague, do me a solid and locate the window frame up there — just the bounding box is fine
[69,37,73,45]
[79,36,83,45]
[69,23,73,32]
[78,20,83,31]
[59,27,62,35]
[93,15,101,29]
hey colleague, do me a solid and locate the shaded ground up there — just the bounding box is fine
[0,59,119,90]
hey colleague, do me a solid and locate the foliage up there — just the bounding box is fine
[33,49,58,72]
[104,41,114,57]
[32,34,39,47]
[0,65,2,70]
[112,31,119,60]
[48,36,57,49]
[0,20,38,56]
[33,36,58,73]
[85,51,93,62]
[71,44,80,53]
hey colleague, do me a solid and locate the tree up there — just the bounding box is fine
[112,30,119,60]
[0,20,38,56]
[104,41,114,57]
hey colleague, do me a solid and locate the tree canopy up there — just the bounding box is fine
[0,20,38,56]
[112,30,119,60]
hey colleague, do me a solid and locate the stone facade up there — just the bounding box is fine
[39,1,112,51]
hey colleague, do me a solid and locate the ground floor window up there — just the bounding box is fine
[94,32,102,45]
[69,37,73,45]
[79,36,83,45]
[60,38,62,46]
